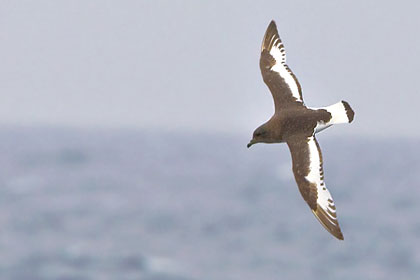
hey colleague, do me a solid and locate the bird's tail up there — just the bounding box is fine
[323,101,355,124]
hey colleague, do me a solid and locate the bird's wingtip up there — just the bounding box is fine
[262,20,279,52]
[269,20,276,27]
[266,20,277,32]
[311,208,344,241]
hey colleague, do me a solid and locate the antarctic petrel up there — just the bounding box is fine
[247,20,354,240]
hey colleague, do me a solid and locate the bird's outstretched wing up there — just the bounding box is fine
[287,135,344,240]
[260,20,304,111]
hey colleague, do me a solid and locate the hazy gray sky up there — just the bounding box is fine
[1,0,419,137]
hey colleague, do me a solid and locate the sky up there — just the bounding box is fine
[1,0,419,137]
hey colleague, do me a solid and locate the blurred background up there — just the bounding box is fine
[1,1,419,279]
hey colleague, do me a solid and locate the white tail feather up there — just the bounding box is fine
[323,101,354,124]
[313,101,354,133]
[325,102,349,124]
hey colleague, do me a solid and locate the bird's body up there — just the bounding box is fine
[248,20,354,240]
[251,106,332,144]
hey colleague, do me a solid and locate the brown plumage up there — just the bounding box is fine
[247,20,354,240]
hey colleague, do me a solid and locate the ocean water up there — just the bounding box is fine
[0,127,419,280]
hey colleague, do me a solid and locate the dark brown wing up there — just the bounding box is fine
[260,20,304,111]
[287,135,344,240]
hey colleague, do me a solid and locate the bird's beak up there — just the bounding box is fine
[247,140,255,148]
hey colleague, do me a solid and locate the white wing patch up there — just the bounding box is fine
[267,36,286,64]
[266,35,302,103]
[306,136,337,221]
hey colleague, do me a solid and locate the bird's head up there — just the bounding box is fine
[247,124,269,148]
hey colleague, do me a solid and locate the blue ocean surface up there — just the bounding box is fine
[0,127,419,280]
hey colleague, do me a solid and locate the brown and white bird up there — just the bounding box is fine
[247,20,354,240]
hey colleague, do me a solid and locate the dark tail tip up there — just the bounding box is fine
[341,100,355,123]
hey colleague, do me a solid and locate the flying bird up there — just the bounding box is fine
[247,20,354,240]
